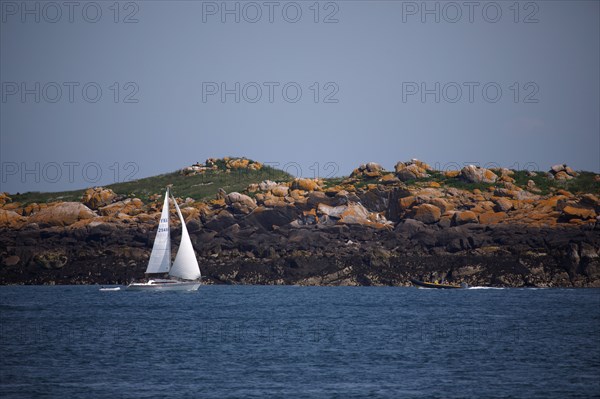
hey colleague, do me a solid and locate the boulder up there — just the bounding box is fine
[398,196,416,211]
[317,202,391,228]
[308,191,338,208]
[562,206,596,220]
[453,210,479,225]
[34,251,68,270]
[218,157,263,171]
[248,162,262,171]
[415,188,445,200]
[98,198,144,217]
[291,178,320,192]
[243,205,297,231]
[365,162,383,173]
[202,157,259,172]
[564,166,577,177]
[357,187,393,212]
[29,202,96,227]
[412,159,431,170]
[429,198,452,214]
[497,168,514,177]
[181,165,211,175]
[580,194,599,210]
[494,188,518,198]
[379,174,400,185]
[499,175,515,183]
[22,203,48,216]
[460,165,497,184]
[494,197,513,212]
[478,212,507,224]
[351,162,384,178]
[259,180,278,191]
[554,171,572,181]
[549,164,577,179]
[1,202,21,211]
[412,204,441,224]
[0,209,25,228]
[81,187,117,209]
[289,189,306,201]
[395,160,429,181]
[135,213,156,223]
[317,203,347,219]
[263,197,288,207]
[338,203,391,228]
[271,185,289,197]
[0,192,11,206]
[225,192,257,214]
[526,180,540,193]
[227,158,249,169]
[395,219,427,237]
[180,206,200,222]
[471,201,495,214]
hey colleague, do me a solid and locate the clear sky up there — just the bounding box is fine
[1,0,599,193]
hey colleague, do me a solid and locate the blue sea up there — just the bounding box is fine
[1,286,599,398]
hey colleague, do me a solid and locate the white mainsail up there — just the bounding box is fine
[145,189,172,274]
[168,195,201,281]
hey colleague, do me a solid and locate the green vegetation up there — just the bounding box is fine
[351,176,382,190]
[11,164,291,205]
[403,170,494,192]
[557,171,599,194]
[512,170,599,195]
[10,189,88,206]
[321,177,346,189]
[399,169,598,195]
[7,161,598,207]
[511,170,553,194]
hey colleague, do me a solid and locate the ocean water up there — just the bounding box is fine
[1,286,599,399]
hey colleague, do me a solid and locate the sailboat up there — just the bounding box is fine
[127,188,201,291]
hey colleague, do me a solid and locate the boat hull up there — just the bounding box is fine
[410,279,464,289]
[126,280,200,291]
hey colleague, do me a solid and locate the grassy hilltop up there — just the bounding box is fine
[7,157,600,206]
[10,158,292,205]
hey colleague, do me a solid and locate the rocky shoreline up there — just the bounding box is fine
[1,158,599,287]
[0,219,598,287]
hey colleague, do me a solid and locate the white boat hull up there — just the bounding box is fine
[99,287,121,291]
[126,280,200,291]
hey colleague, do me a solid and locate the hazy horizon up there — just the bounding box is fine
[1,0,599,193]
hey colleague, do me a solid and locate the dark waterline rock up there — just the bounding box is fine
[1,221,598,287]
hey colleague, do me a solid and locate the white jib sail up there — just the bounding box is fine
[168,195,201,281]
[145,189,171,274]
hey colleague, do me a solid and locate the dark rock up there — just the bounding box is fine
[1,210,599,287]
[307,191,338,208]
[204,210,237,231]
[243,206,299,232]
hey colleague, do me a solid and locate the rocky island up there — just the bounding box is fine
[1,157,599,287]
